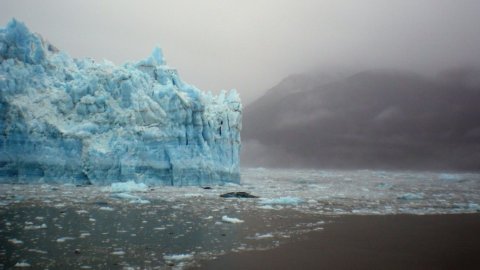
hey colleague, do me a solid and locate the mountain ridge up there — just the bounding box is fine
[242,68,480,171]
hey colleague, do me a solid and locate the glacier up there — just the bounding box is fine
[0,19,242,185]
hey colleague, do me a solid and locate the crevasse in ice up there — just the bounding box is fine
[0,19,242,185]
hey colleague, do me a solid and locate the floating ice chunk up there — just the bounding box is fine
[56,237,75,243]
[27,249,47,254]
[24,224,47,230]
[109,181,148,193]
[76,210,89,214]
[99,206,114,211]
[257,205,276,210]
[79,233,91,238]
[224,182,241,187]
[111,193,140,200]
[438,173,463,181]
[14,261,31,268]
[375,182,392,189]
[397,193,424,200]
[468,203,480,210]
[184,193,203,198]
[259,197,303,205]
[221,215,244,223]
[8,238,23,245]
[111,250,125,256]
[164,253,194,261]
[129,198,150,204]
[252,233,274,239]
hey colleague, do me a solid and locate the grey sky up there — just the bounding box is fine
[2,0,480,104]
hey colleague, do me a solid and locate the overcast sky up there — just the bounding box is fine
[2,0,480,103]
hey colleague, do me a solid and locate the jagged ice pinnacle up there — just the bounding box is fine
[0,19,242,185]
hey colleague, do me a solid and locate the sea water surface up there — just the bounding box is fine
[1,168,479,269]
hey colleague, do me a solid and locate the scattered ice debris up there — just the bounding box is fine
[14,261,31,268]
[220,192,258,198]
[154,227,166,231]
[99,206,114,211]
[75,210,89,214]
[56,237,75,243]
[164,253,194,261]
[24,224,47,230]
[89,218,96,222]
[8,238,23,245]
[109,181,148,193]
[259,197,303,205]
[203,216,213,220]
[397,193,424,200]
[222,215,244,223]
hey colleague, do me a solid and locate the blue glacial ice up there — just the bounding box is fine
[0,19,242,185]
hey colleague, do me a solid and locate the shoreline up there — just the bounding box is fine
[194,213,480,270]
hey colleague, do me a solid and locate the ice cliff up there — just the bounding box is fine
[0,19,242,185]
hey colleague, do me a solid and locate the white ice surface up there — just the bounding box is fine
[221,215,244,223]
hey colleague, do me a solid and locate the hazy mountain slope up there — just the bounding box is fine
[242,69,480,170]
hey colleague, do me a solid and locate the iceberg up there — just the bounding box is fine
[0,19,242,185]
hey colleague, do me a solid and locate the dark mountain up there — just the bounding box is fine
[242,68,480,171]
